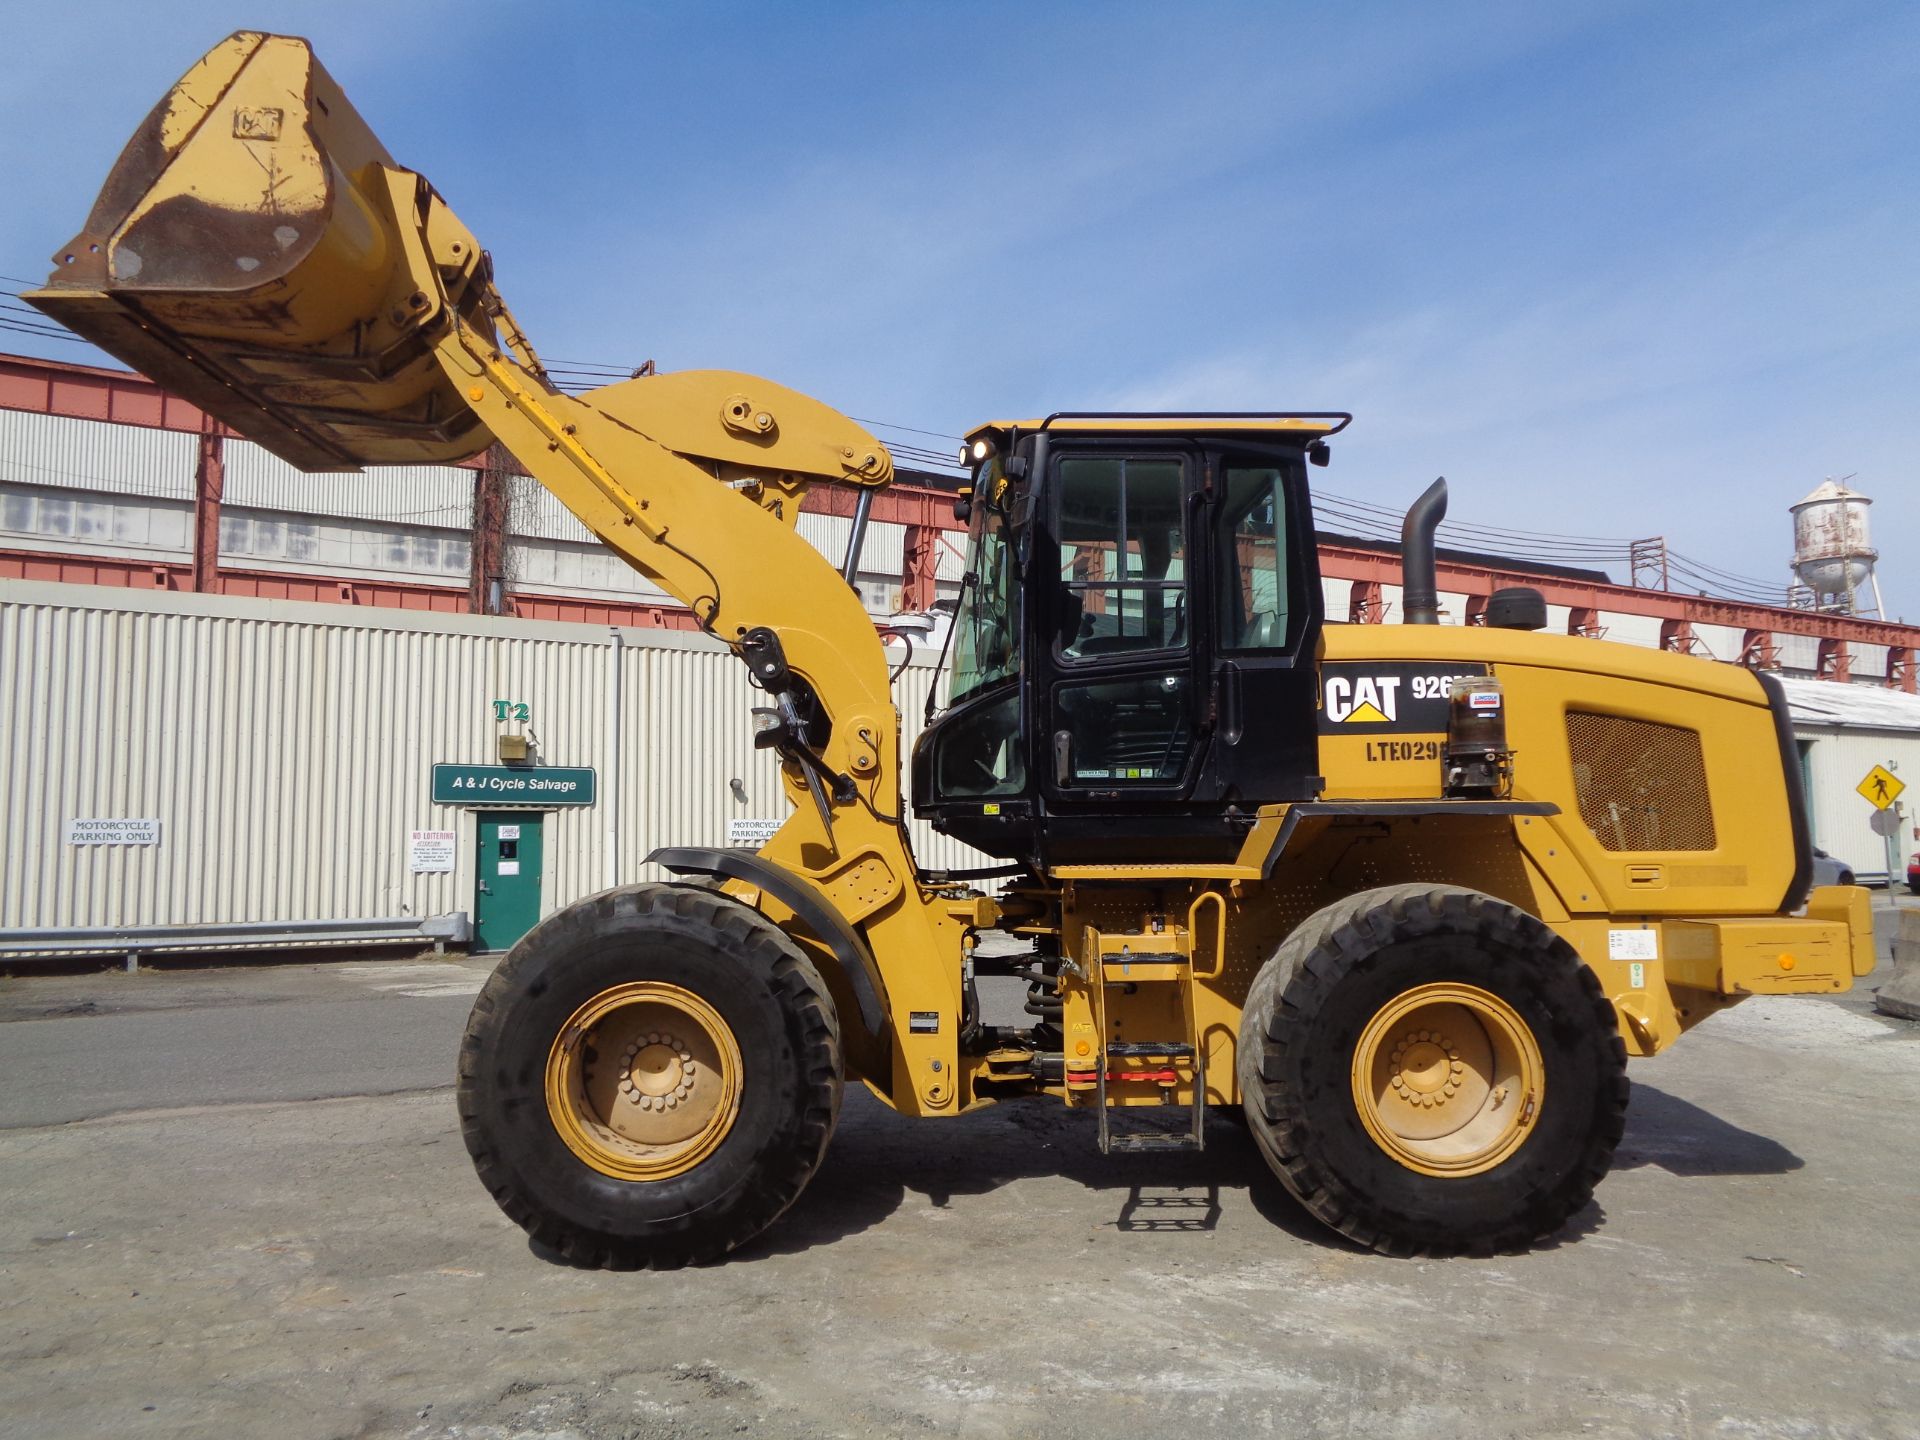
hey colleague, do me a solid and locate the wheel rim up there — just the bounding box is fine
[545,982,744,1181]
[1350,982,1544,1177]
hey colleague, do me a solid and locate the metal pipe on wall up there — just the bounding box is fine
[606,626,624,889]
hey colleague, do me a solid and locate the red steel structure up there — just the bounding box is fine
[2,351,1914,690]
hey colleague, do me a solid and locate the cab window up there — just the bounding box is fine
[1217,465,1291,650]
[1055,456,1186,659]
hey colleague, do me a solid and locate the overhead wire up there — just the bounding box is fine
[853,417,964,443]
[0,317,85,343]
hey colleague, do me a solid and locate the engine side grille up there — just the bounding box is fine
[1566,712,1717,852]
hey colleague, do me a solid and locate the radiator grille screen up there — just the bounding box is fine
[1566,712,1717,852]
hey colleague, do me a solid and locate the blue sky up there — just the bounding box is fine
[3,1,1915,617]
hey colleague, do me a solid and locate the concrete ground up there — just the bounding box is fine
[1,896,1917,1439]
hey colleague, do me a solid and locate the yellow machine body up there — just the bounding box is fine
[1022,622,1871,1118]
[30,32,1871,1139]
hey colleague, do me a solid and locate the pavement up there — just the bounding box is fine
[0,896,1917,1439]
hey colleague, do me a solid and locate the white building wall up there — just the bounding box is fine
[0,410,941,617]
[1598,610,1663,649]
[0,409,193,502]
[0,580,982,935]
[223,438,472,527]
[1777,633,1822,673]
[1,480,192,562]
[1799,727,1920,879]
[1853,642,1890,676]
[1692,622,1745,662]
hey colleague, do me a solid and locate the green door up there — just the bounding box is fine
[474,812,544,954]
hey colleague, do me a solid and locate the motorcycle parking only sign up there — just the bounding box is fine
[65,818,162,845]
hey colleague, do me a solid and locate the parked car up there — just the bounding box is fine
[1810,847,1856,888]
[1907,851,1919,894]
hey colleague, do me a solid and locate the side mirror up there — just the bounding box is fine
[1057,590,1085,648]
[953,498,971,523]
[1308,441,1330,467]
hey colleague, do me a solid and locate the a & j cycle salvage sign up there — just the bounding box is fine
[432,764,597,807]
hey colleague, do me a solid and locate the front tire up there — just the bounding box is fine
[458,883,842,1268]
[1238,884,1627,1255]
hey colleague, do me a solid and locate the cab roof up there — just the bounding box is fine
[964,412,1352,448]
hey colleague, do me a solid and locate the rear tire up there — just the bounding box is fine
[1238,884,1627,1255]
[458,883,842,1268]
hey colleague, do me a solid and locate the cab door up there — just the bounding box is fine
[1040,449,1205,810]
[1198,453,1324,803]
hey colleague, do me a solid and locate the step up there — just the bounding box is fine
[1097,956,1189,983]
[1105,1132,1204,1153]
[1105,1041,1195,1058]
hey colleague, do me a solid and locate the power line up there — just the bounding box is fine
[853,417,964,443]
[0,317,84,343]
[1666,552,1781,599]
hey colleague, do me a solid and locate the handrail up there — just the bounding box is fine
[1188,889,1229,981]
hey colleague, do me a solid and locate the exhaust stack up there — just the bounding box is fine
[1400,477,1446,625]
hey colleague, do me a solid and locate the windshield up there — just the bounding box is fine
[947,457,1022,705]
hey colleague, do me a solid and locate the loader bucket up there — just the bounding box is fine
[25,31,492,471]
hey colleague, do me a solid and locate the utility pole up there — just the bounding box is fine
[1629,537,1669,592]
[191,419,225,593]
[468,442,513,615]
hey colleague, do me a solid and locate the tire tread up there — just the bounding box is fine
[1239,883,1629,1256]
[456,882,842,1270]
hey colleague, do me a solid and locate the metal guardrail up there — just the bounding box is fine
[0,913,472,965]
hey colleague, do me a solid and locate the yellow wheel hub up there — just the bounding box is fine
[545,982,744,1181]
[1351,982,1544,1177]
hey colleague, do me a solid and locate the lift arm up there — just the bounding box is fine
[26,31,910,856]
[28,31,978,1106]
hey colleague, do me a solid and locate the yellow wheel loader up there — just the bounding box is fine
[31,32,1875,1264]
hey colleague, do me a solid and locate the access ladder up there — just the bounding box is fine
[1075,892,1226,1154]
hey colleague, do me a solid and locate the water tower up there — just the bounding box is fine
[1790,477,1883,616]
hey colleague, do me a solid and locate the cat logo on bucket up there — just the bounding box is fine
[1324,674,1401,724]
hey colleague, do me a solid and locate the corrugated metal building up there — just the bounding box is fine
[0,579,981,944]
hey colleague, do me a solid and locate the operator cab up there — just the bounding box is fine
[912,412,1348,867]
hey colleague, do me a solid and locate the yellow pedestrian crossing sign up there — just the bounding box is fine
[1857,764,1904,810]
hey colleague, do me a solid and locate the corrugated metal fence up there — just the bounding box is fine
[0,580,982,932]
